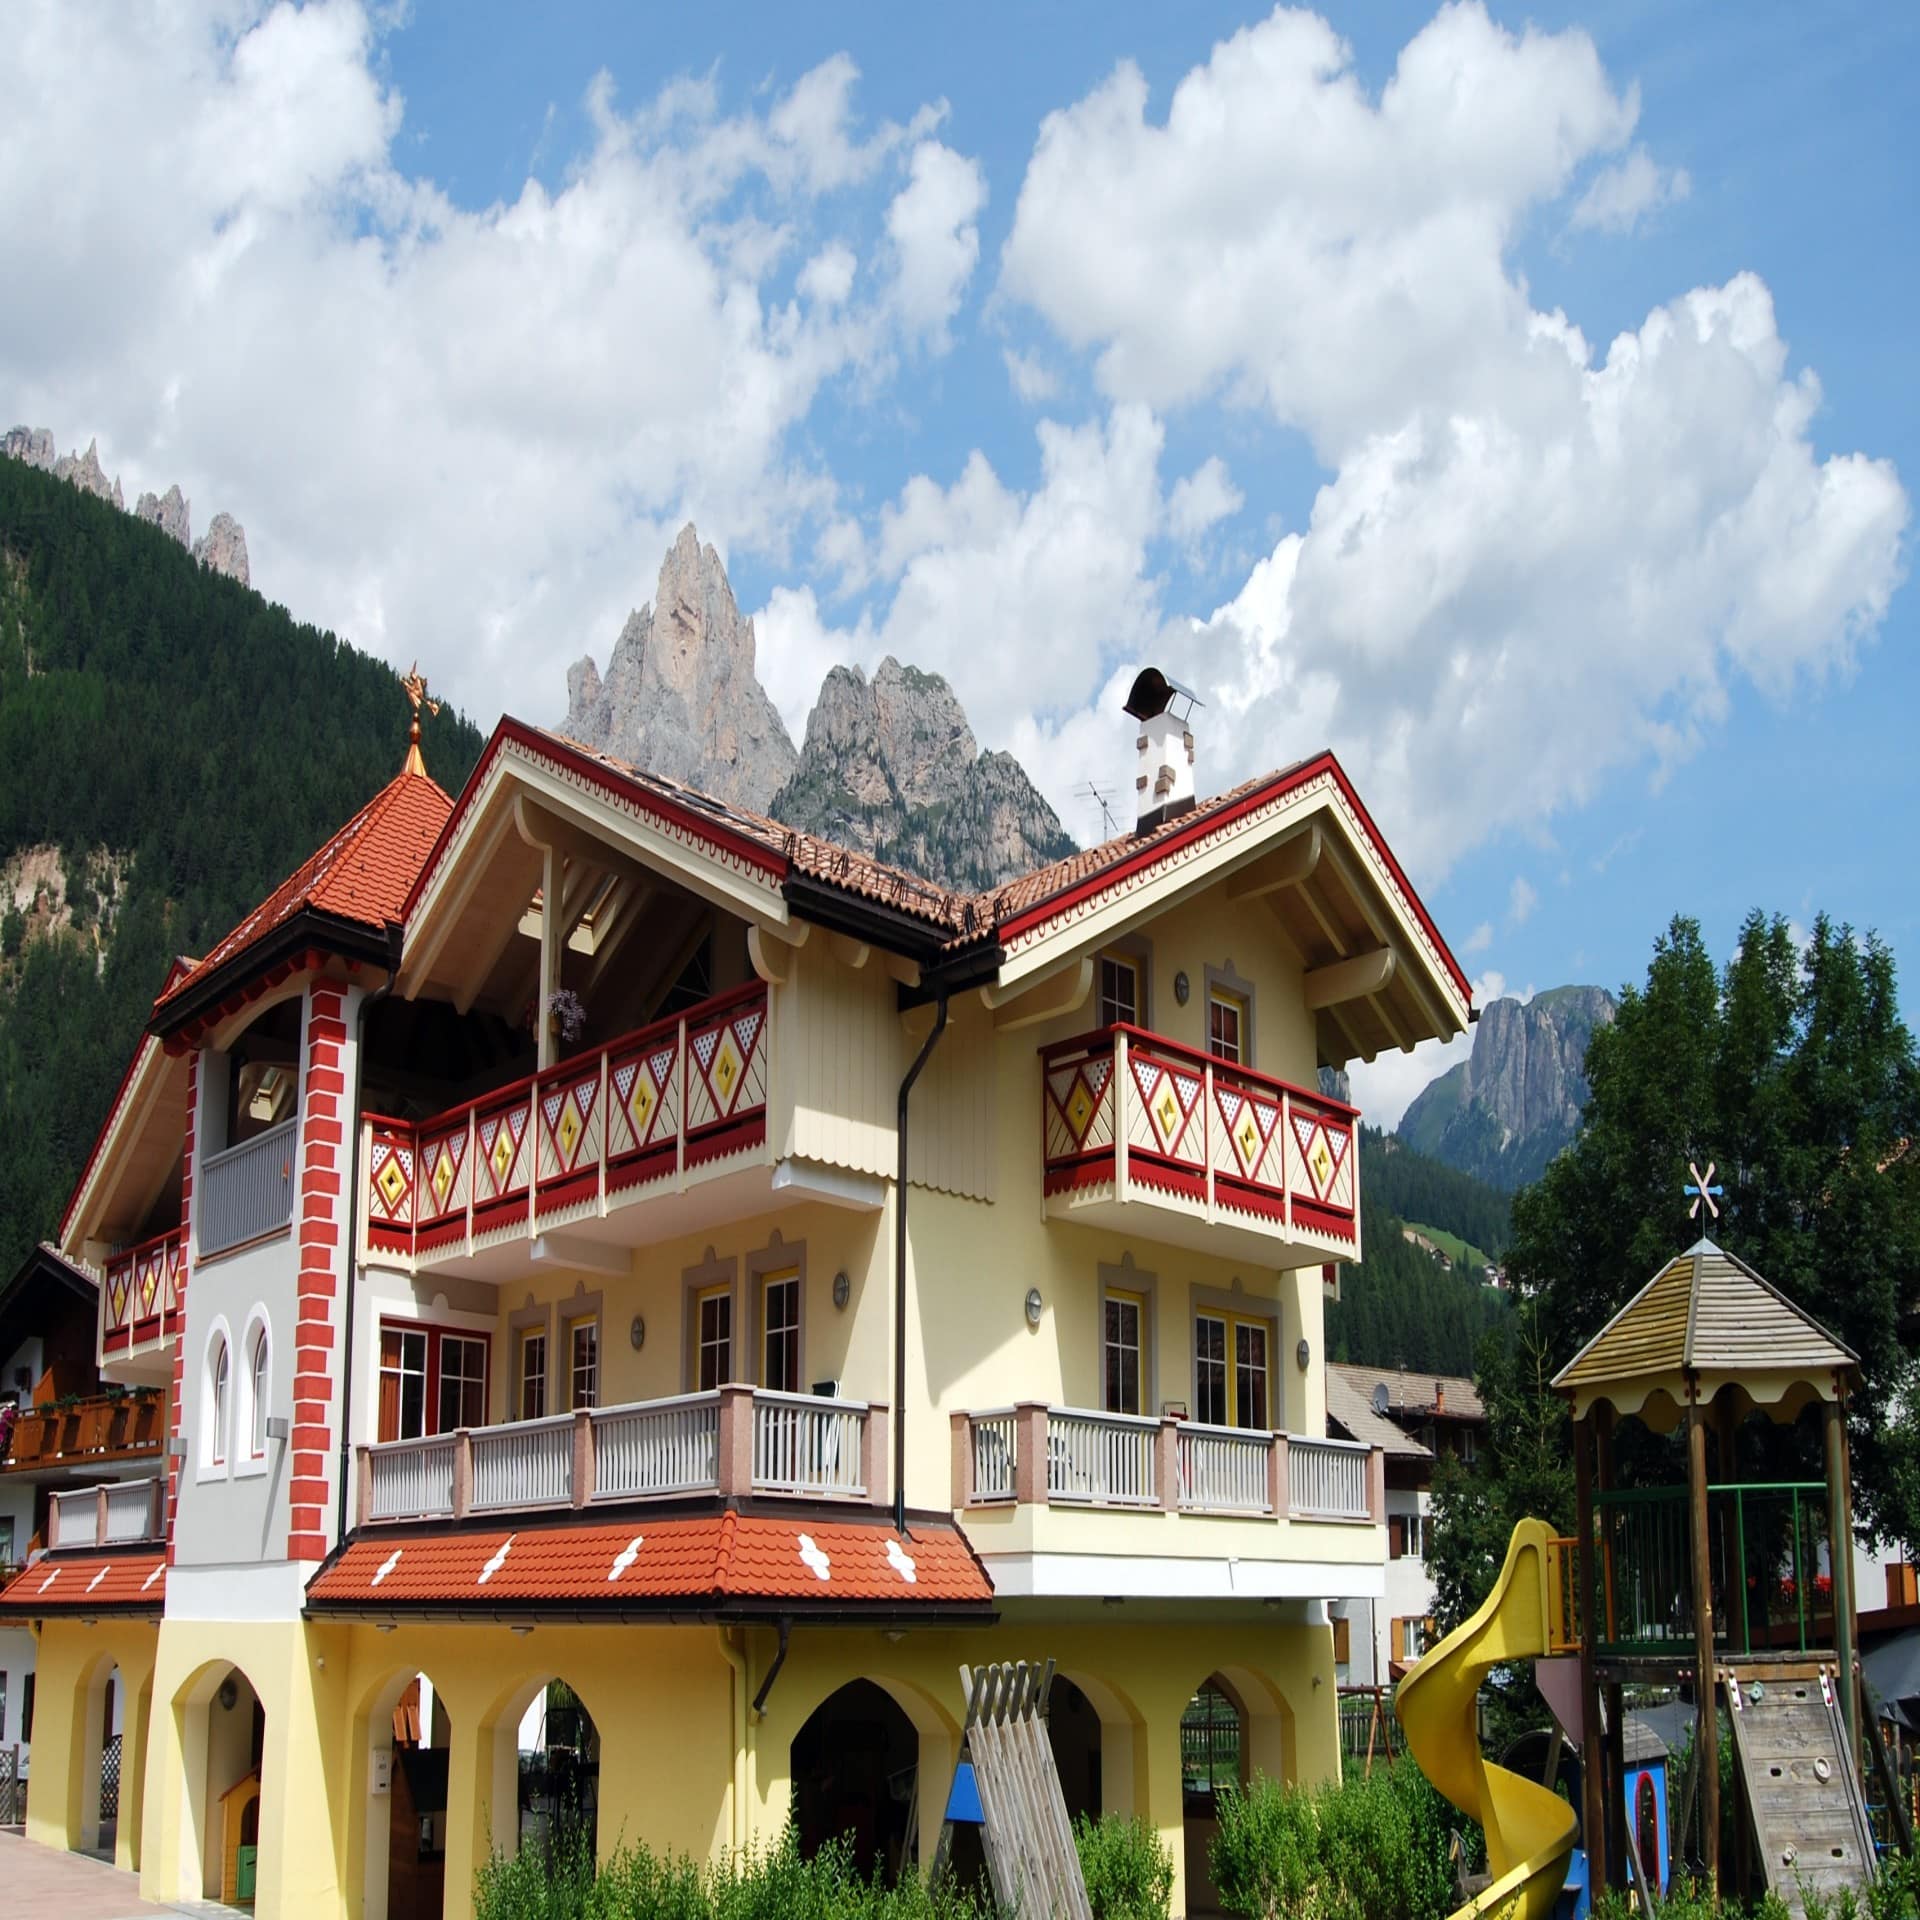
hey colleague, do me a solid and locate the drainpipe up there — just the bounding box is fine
[894,993,950,1539]
[336,926,404,1547]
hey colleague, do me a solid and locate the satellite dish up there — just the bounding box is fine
[1371,1383,1391,1416]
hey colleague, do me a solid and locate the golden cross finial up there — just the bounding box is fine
[401,660,441,776]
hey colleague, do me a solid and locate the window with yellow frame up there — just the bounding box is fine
[1103,1288,1146,1415]
[1194,1310,1271,1429]
[694,1284,732,1390]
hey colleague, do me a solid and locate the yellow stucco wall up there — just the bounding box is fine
[75,1609,1335,1919]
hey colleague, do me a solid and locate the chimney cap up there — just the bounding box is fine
[1124,667,1204,724]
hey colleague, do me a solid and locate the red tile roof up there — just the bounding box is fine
[306,1511,994,1613]
[155,766,452,1020]
[0,1550,166,1614]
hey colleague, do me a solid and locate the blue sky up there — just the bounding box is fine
[4,2,1914,1121]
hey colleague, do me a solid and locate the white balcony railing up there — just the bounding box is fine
[367,1436,457,1522]
[1178,1423,1273,1514]
[955,1405,1380,1525]
[48,1476,167,1550]
[752,1392,867,1499]
[357,1386,884,1526]
[593,1393,720,1500]
[1288,1436,1371,1520]
[471,1414,576,1512]
[1046,1408,1160,1507]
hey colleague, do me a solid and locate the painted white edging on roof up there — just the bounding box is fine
[977,1552,1386,1602]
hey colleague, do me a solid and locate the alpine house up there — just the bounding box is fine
[3,668,1472,1918]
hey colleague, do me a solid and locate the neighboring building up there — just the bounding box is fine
[2,673,1473,1917]
[1325,1362,1486,1689]
[0,1242,167,1807]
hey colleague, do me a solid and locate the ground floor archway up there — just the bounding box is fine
[1048,1676,1104,1826]
[790,1679,919,1883]
[177,1660,266,1906]
[361,1668,457,1920]
[487,1673,601,1867]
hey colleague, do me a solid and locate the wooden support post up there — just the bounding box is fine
[1689,1394,1720,1898]
[1826,1394,1860,1764]
[1593,1403,1625,1889]
[1574,1411,1609,1893]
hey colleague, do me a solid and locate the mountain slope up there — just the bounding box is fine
[1325,1128,1513,1372]
[0,453,482,1280]
[1399,984,1617,1190]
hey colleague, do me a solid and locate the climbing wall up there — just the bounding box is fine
[1726,1668,1877,1917]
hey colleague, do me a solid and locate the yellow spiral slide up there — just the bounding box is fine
[1395,1519,1579,1920]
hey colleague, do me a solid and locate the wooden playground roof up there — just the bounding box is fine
[1552,1238,1856,1423]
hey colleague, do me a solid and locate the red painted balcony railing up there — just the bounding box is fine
[1039,1024,1359,1245]
[365,981,770,1263]
[102,1226,188,1353]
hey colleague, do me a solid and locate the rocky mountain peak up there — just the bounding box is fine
[561,521,798,812]
[135,483,191,546]
[3,424,249,584]
[772,654,1075,891]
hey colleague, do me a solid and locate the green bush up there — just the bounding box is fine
[1590,1857,1920,1920]
[1073,1811,1174,1920]
[474,1827,999,1920]
[1209,1763,1459,1920]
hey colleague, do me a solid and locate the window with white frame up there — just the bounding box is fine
[519,1328,549,1421]
[248,1322,270,1458]
[566,1315,599,1411]
[208,1333,231,1466]
[1104,1290,1145,1416]
[696,1285,733,1391]
[1194,1310,1270,1429]
[439,1333,488,1431]
[379,1322,490,1441]
[1098,953,1140,1030]
[760,1271,799,1393]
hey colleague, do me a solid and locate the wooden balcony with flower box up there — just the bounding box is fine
[356,1384,888,1526]
[951,1405,1386,1599]
[362,981,783,1279]
[3,1388,166,1478]
[1040,1024,1360,1269]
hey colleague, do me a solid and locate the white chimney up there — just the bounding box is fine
[1124,668,1203,834]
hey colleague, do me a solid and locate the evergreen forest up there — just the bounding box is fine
[0,457,483,1280]
[1326,1131,1513,1374]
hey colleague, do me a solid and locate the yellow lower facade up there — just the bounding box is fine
[25,1605,1339,1917]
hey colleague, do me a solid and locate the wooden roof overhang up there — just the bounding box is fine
[399,723,816,1018]
[58,1004,191,1262]
[981,756,1472,1066]
[1552,1238,1858,1429]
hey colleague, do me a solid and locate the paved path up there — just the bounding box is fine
[0,1829,194,1916]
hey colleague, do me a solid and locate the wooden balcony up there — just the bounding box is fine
[47,1475,168,1550]
[953,1404,1381,1523]
[101,1226,187,1356]
[356,1385,887,1525]
[362,981,773,1277]
[3,1390,166,1473]
[1040,1025,1360,1267]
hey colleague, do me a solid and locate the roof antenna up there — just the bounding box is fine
[400,661,441,777]
[1078,779,1120,841]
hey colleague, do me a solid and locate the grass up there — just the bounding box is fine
[1400,1221,1497,1277]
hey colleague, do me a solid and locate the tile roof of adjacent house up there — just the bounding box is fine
[153,765,452,1023]
[304,1510,995,1614]
[0,1549,166,1615]
[1552,1238,1858,1393]
[1325,1368,1432,1458]
[1329,1361,1486,1426]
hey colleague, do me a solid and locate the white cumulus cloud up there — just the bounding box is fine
[885,140,987,350]
[1571,146,1692,234]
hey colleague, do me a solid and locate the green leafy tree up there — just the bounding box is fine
[1507,912,1920,1557]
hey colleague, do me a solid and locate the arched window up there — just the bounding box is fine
[209,1336,231,1467]
[249,1324,270,1458]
